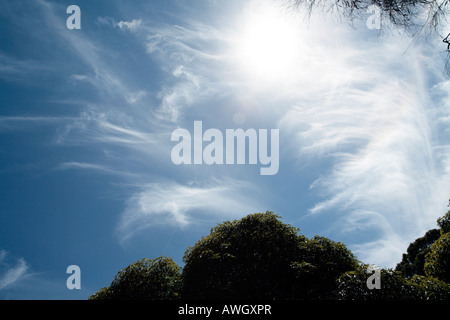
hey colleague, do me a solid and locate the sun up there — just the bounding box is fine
[233,2,303,83]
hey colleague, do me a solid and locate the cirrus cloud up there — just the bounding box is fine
[117,179,266,245]
[0,250,29,290]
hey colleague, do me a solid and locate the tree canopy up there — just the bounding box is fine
[424,233,450,283]
[396,203,450,284]
[338,203,450,300]
[88,256,182,300]
[89,209,450,301]
[395,228,441,278]
[437,208,450,234]
[337,264,450,300]
[181,212,358,300]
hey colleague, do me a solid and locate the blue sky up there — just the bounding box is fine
[1,0,450,299]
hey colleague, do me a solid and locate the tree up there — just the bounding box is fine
[337,203,450,300]
[337,264,418,300]
[396,202,450,278]
[88,287,111,300]
[88,207,450,300]
[337,264,450,300]
[409,274,450,299]
[424,232,450,283]
[88,256,182,300]
[181,211,359,300]
[437,207,450,234]
[395,228,441,278]
[294,236,361,299]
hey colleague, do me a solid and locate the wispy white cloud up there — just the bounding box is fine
[278,14,450,267]
[53,109,166,167]
[0,251,29,290]
[117,179,265,244]
[96,17,142,32]
[57,162,141,179]
[138,18,231,122]
[36,1,152,113]
[0,116,77,133]
[118,19,142,32]
[0,52,53,83]
[125,90,148,104]
[58,162,113,171]
[0,116,75,123]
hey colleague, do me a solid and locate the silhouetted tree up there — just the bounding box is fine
[395,228,441,278]
[424,233,450,283]
[89,208,450,300]
[181,211,359,300]
[397,203,450,280]
[294,235,361,299]
[338,264,450,300]
[437,206,450,234]
[89,256,182,300]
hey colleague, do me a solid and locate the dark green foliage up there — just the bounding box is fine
[181,211,358,300]
[396,205,450,284]
[88,286,111,300]
[181,212,304,300]
[424,233,450,283]
[409,275,450,300]
[437,209,450,234]
[337,264,450,300]
[89,208,450,300]
[88,256,182,300]
[395,228,441,278]
[294,236,359,299]
[338,265,414,300]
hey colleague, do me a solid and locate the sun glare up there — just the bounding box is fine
[233,2,302,83]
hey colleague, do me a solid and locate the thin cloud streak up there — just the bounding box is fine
[54,109,158,146]
[57,162,141,179]
[0,53,50,81]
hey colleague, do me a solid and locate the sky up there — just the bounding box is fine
[1,0,450,300]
